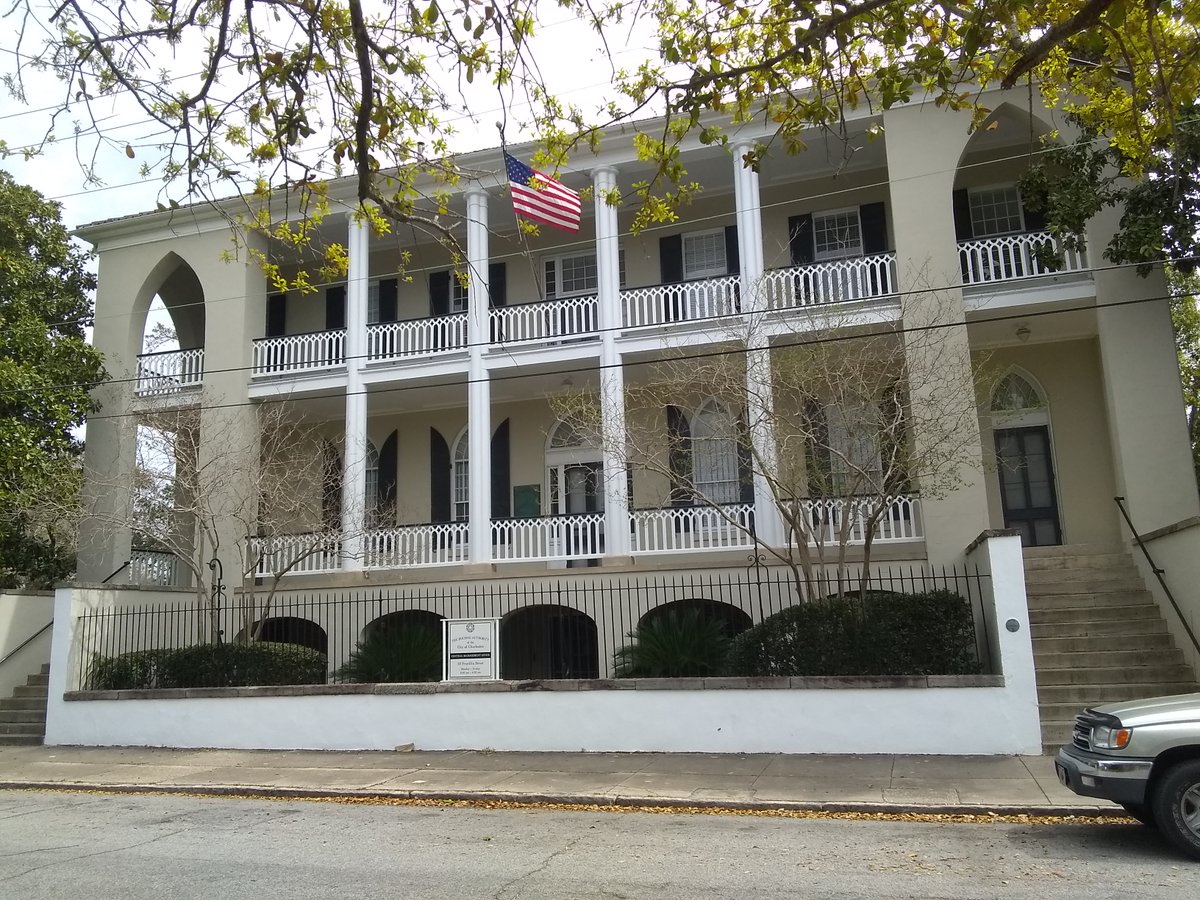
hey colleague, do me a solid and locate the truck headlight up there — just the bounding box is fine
[1092,725,1132,750]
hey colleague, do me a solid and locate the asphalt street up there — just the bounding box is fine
[0,790,1193,898]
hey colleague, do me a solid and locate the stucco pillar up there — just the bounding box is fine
[1089,205,1200,532]
[340,210,370,570]
[883,102,990,565]
[593,166,631,558]
[732,141,784,548]
[465,188,493,564]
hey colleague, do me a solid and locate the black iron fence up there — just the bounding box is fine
[75,564,991,689]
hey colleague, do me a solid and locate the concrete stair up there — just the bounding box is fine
[1026,545,1199,753]
[0,664,49,746]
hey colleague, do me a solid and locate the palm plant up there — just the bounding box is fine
[613,608,731,678]
[335,624,442,684]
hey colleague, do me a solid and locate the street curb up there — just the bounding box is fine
[0,780,1128,819]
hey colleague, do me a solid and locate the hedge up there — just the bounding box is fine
[88,641,328,690]
[726,589,981,677]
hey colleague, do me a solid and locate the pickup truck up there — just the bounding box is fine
[1055,692,1200,860]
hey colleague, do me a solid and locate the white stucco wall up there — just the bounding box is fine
[0,591,54,698]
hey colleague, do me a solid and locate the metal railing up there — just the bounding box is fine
[761,254,897,309]
[1114,496,1200,658]
[491,512,606,562]
[790,495,923,545]
[366,314,468,361]
[249,533,343,577]
[630,504,756,554]
[490,295,599,344]
[364,522,469,569]
[135,348,205,396]
[958,232,1089,286]
[621,274,741,328]
[251,329,346,377]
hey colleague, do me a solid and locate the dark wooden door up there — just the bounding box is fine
[994,425,1062,546]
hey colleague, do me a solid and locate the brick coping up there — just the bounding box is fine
[65,674,1004,701]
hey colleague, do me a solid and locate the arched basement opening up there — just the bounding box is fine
[500,605,599,680]
[638,598,753,639]
[254,617,328,656]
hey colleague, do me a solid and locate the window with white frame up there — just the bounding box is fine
[968,186,1024,237]
[451,273,469,312]
[813,209,862,261]
[364,440,380,526]
[825,401,882,494]
[682,230,727,280]
[691,400,740,504]
[544,251,626,299]
[367,281,380,325]
[452,429,469,521]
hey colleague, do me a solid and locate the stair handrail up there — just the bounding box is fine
[101,560,130,584]
[1114,496,1200,658]
[0,619,53,672]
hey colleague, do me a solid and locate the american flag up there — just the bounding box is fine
[504,152,581,233]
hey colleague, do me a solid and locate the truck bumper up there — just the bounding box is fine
[1055,745,1151,806]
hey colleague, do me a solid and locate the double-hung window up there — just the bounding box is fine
[812,209,863,261]
[968,186,1024,237]
[682,230,727,280]
[544,251,625,299]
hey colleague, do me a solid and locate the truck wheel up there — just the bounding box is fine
[1151,759,1200,861]
[1121,803,1156,827]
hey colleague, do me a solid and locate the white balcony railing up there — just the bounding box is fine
[790,495,923,546]
[761,254,897,310]
[135,348,204,396]
[491,513,605,562]
[364,522,468,569]
[367,314,468,361]
[249,533,342,577]
[490,296,599,344]
[630,504,756,554]
[621,274,741,328]
[251,330,345,377]
[129,548,181,586]
[959,232,1089,286]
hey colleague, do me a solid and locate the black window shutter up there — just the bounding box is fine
[666,405,692,507]
[737,416,755,505]
[803,399,832,497]
[788,214,815,265]
[378,278,398,323]
[325,285,346,330]
[859,202,887,254]
[321,442,342,530]
[266,293,287,337]
[488,262,507,308]
[724,225,740,275]
[659,234,684,283]
[490,418,511,519]
[430,428,451,522]
[378,430,398,521]
[429,271,450,316]
[952,189,973,241]
[1020,194,1047,233]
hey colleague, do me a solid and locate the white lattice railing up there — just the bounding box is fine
[491,296,599,344]
[129,549,181,586]
[367,314,468,361]
[630,504,756,554]
[135,348,205,396]
[790,495,923,545]
[959,232,1089,286]
[761,254,897,310]
[249,533,342,577]
[621,274,741,328]
[364,522,468,569]
[251,330,346,377]
[491,513,605,562]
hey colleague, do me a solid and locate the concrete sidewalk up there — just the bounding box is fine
[0,745,1122,817]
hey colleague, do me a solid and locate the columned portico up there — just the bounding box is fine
[465,188,493,564]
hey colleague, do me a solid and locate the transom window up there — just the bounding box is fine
[683,230,727,280]
[813,209,862,261]
[969,187,1024,237]
[544,252,626,299]
[692,400,739,505]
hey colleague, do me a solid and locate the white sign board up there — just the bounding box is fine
[442,618,501,682]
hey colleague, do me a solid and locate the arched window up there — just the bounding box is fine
[692,400,739,504]
[364,439,380,526]
[452,427,469,521]
[990,371,1048,427]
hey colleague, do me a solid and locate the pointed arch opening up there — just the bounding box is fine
[989,368,1061,547]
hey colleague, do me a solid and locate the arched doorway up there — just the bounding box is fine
[991,370,1061,546]
[545,421,604,567]
[501,605,599,680]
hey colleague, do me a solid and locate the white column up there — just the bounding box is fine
[465,188,493,564]
[733,142,784,548]
[341,210,370,570]
[593,166,631,558]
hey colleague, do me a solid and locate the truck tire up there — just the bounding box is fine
[1151,759,1200,861]
[1121,803,1156,827]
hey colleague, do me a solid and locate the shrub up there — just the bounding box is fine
[614,608,731,678]
[726,589,980,677]
[335,624,442,683]
[88,641,328,689]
